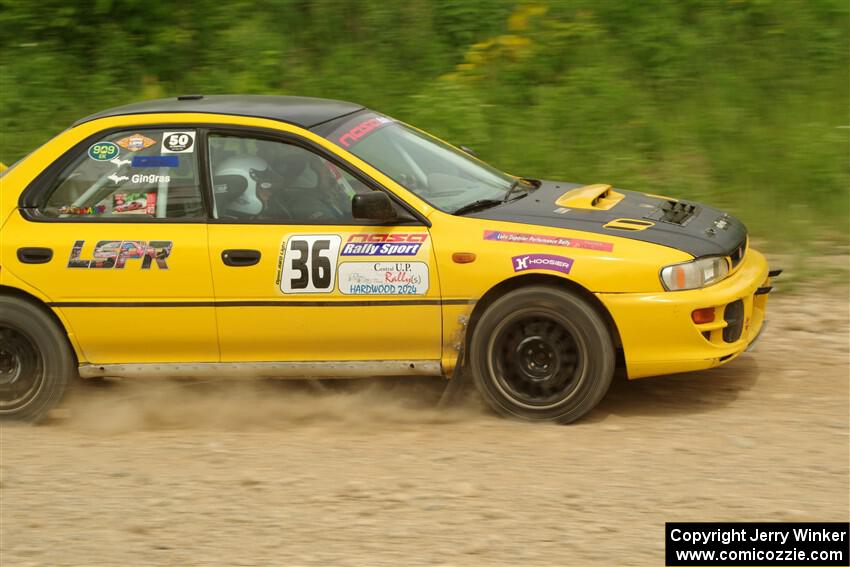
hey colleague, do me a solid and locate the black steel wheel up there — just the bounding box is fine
[470,286,615,423]
[489,311,585,408]
[0,296,74,421]
[0,327,45,412]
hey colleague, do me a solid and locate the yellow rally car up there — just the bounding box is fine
[0,95,776,423]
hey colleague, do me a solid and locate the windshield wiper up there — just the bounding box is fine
[503,177,539,202]
[503,179,522,202]
[453,199,504,216]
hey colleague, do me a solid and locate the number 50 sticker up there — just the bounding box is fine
[162,131,196,153]
[280,235,342,294]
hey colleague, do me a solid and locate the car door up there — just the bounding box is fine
[4,127,219,364]
[204,130,442,368]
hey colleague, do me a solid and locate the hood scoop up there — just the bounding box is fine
[603,218,655,231]
[555,184,624,211]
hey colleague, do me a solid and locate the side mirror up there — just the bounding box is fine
[352,191,397,221]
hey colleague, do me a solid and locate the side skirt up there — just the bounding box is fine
[78,360,444,380]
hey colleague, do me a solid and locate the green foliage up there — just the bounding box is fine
[0,0,847,245]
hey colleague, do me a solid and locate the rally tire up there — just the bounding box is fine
[0,296,74,422]
[469,286,615,424]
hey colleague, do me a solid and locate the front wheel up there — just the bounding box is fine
[0,296,74,421]
[469,286,615,423]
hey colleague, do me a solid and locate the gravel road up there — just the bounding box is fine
[1,284,848,566]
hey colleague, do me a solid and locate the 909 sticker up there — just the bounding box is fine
[88,142,120,161]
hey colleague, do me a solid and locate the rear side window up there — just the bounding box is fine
[39,129,204,219]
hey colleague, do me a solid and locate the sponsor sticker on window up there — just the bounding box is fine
[88,142,120,162]
[161,131,195,153]
[116,133,157,152]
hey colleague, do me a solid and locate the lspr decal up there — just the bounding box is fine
[512,254,574,275]
[67,240,173,269]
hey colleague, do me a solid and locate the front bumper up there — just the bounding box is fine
[597,248,771,379]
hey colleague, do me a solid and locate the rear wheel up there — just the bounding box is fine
[469,286,614,423]
[0,296,74,421]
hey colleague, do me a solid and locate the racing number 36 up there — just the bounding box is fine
[280,235,342,294]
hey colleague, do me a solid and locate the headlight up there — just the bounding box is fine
[660,257,729,291]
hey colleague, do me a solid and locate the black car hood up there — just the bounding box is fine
[471,180,747,258]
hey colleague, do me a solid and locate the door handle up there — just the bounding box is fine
[221,249,261,267]
[17,247,53,264]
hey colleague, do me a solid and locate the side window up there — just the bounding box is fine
[41,129,203,219]
[208,134,379,223]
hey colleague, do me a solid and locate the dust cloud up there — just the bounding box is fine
[54,376,488,434]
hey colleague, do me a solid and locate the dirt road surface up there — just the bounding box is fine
[1,285,848,566]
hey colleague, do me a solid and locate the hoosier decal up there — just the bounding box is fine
[67,240,173,269]
[512,254,574,275]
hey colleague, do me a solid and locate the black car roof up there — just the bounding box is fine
[72,95,365,129]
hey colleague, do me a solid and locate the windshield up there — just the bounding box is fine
[315,111,516,213]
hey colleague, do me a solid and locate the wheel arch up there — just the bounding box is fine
[466,274,623,354]
[0,284,82,364]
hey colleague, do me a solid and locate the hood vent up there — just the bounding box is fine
[645,200,700,226]
[555,184,624,211]
[603,218,655,231]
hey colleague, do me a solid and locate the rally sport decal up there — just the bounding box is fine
[341,233,427,257]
